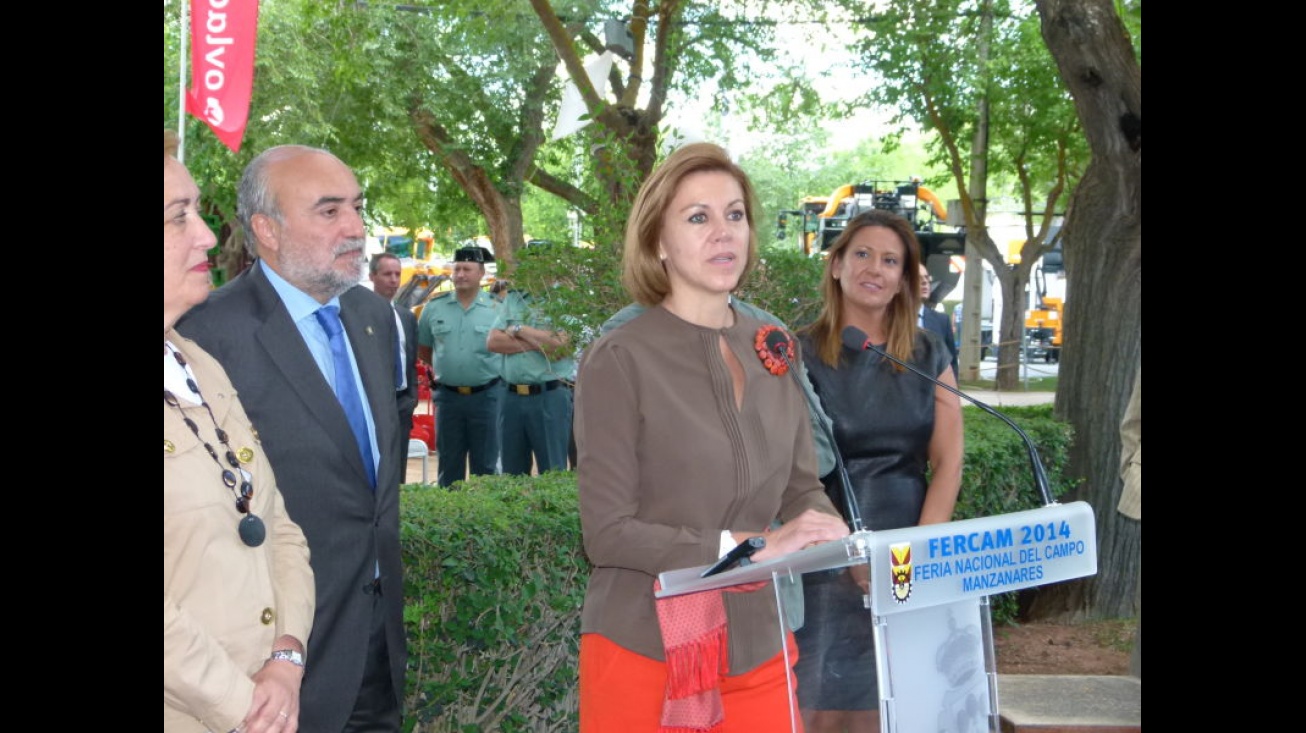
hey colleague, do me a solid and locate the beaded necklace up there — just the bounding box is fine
[164,344,266,547]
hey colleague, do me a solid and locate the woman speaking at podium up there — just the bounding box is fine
[794,209,964,732]
[573,142,849,732]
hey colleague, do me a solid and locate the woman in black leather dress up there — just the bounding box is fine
[793,209,964,733]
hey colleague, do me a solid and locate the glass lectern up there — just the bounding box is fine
[657,501,1098,733]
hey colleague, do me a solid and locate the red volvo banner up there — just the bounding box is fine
[185,0,260,153]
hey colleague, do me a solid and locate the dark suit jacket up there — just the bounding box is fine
[921,306,959,377]
[176,263,408,732]
[395,304,419,440]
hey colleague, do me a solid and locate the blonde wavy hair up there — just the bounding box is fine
[621,142,761,306]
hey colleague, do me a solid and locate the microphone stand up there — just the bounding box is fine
[844,327,1056,507]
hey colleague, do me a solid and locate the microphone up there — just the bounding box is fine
[840,326,1055,506]
[764,328,866,533]
[701,535,766,577]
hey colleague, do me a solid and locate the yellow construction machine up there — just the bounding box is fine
[776,179,966,305]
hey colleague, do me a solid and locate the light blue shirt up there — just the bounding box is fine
[260,261,380,472]
[417,290,503,386]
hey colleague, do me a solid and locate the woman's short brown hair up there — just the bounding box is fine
[621,142,761,306]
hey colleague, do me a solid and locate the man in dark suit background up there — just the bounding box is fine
[919,264,959,378]
[178,145,410,732]
[371,251,420,476]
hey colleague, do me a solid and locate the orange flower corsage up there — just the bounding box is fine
[754,325,794,377]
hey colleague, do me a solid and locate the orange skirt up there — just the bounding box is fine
[579,632,803,733]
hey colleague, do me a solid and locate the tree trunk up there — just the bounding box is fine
[408,55,555,274]
[957,232,985,383]
[958,0,994,384]
[1027,0,1141,622]
[993,265,1033,391]
[529,0,672,254]
[586,108,658,253]
[958,223,1033,392]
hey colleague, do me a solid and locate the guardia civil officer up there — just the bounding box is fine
[416,245,505,487]
[487,286,575,475]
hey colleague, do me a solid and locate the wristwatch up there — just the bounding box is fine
[511,324,523,336]
[270,649,305,667]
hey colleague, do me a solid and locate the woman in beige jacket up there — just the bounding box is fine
[164,129,314,733]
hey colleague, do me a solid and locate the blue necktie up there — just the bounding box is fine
[315,305,377,489]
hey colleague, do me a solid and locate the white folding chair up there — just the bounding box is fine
[407,438,430,484]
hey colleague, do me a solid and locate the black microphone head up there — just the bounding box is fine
[763,326,792,356]
[841,326,870,352]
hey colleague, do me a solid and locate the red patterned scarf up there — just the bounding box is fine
[652,579,767,732]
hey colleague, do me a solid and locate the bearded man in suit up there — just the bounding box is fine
[178,145,411,732]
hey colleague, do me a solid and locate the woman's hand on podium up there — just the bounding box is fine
[746,509,850,564]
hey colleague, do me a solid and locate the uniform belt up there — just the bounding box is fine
[507,380,562,396]
[440,377,502,395]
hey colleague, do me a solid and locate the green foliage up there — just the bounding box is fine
[506,241,624,355]
[505,234,827,357]
[951,404,1077,621]
[222,0,844,259]
[841,0,1087,210]
[984,13,1087,202]
[1117,0,1142,57]
[399,407,1075,727]
[569,124,646,254]
[520,186,573,245]
[953,405,1075,518]
[401,472,585,732]
[736,245,826,329]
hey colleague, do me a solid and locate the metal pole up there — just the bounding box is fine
[177,0,189,163]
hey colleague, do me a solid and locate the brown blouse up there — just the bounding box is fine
[574,305,840,673]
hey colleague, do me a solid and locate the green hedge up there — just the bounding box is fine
[401,473,585,732]
[399,404,1074,731]
[949,405,1077,621]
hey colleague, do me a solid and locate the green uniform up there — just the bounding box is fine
[493,291,574,475]
[417,290,504,486]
